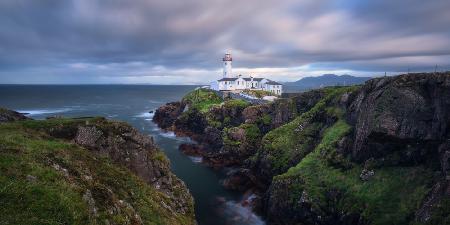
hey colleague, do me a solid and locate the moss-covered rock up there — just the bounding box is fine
[268,120,435,225]
[0,107,29,123]
[151,73,450,225]
[253,87,357,182]
[0,116,195,225]
[182,88,223,113]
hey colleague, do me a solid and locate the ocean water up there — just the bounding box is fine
[0,85,264,225]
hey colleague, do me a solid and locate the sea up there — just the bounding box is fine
[0,84,265,225]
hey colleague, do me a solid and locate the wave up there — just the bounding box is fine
[188,156,203,163]
[148,100,163,104]
[135,111,154,119]
[18,108,72,116]
[159,131,177,138]
[222,200,265,225]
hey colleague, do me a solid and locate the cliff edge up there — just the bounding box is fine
[154,72,450,225]
[0,109,195,225]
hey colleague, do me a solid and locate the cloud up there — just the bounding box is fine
[0,0,450,84]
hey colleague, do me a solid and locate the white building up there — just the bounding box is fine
[210,53,283,95]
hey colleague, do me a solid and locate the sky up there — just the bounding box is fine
[0,0,450,84]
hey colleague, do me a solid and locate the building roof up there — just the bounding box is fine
[265,80,282,85]
[218,78,238,81]
[243,77,264,81]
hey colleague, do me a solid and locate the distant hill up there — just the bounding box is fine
[284,74,371,91]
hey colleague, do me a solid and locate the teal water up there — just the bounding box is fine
[0,85,264,225]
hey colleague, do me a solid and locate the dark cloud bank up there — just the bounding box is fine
[0,0,449,84]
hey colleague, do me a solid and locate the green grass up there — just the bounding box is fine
[0,120,195,225]
[276,120,434,225]
[258,86,357,174]
[204,99,250,129]
[223,99,250,108]
[241,123,261,143]
[243,89,275,98]
[183,88,223,112]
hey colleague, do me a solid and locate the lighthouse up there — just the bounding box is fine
[210,51,283,95]
[223,52,233,78]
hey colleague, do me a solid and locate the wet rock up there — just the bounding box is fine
[179,143,203,156]
[152,101,185,129]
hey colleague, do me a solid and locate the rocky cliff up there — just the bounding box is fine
[154,72,450,225]
[0,109,195,225]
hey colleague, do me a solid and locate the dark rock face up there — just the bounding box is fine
[152,73,450,225]
[50,119,193,215]
[242,90,325,132]
[266,177,318,225]
[291,89,328,114]
[0,108,29,122]
[415,179,450,223]
[202,126,223,150]
[152,101,185,129]
[348,73,450,164]
[174,107,208,138]
[208,102,247,127]
[179,143,203,155]
[242,105,271,124]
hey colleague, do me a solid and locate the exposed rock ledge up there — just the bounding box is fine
[153,72,450,225]
[0,109,196,225]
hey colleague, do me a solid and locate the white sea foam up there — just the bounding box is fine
[159,131,177,138]
[222,200,265,225]
[18,108,72,116]
[135,111,154,118]
[188,156,203,163]
[148,100,163,104]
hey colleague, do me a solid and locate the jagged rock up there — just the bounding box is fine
[415,179,450,223]
[242,104,271,124]
[46,119,194,216]
[359,168,375,181]
[179,143,202,155]
[266,176,319,225]
[202,126,223,149]
[0,108,29,122]
[152,101,185,129]
[174,107,208,138]
[83,190,98,218]
[151,72,450,225]
[348,73,450,163]
[75,126,104,148]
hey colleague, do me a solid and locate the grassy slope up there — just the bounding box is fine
[278,120,433,224]
[183,88,223,113]
[0,118,194,225]
[263,86,437,225]
[259,86,357,173]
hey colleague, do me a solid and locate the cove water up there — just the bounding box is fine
[0,85,265,225]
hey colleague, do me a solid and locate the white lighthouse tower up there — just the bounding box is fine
[223,52,233,78]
